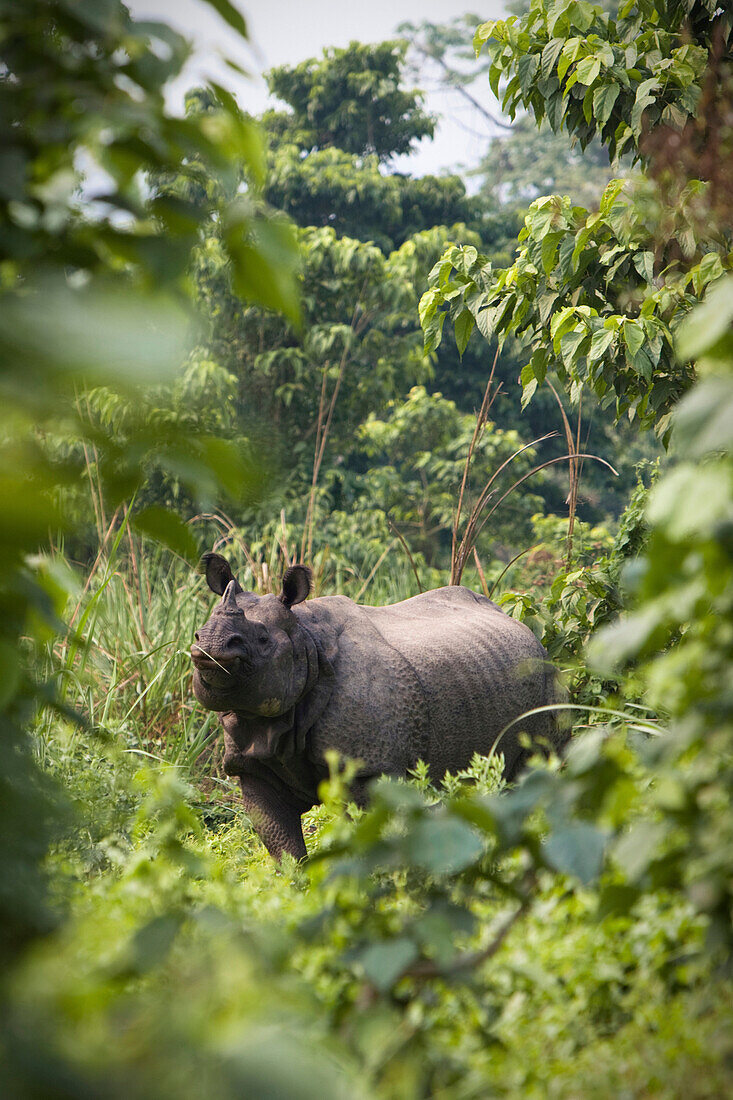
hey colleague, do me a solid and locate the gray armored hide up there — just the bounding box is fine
[191,554,563,862]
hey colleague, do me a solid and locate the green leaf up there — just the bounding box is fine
[560,327,589,368]
[405,816,483,875]
[631,77,659,135]
[473,21,497,54]
[541,37,565,80]
[551,306,578,342]
[571,225,592,270]
[661,102,689,131]
[470,297,494,340]
[491,292,516,334]
[558,38,582,82]
[575,55,601,86]
[460,244,479,272]
[356,938,419,991]
[227,213,300,326]
[597,883,641,918]
[520,361,542,408]
[112,915,183,979]
[482,771,554,847]
[133,507,198,561]
[633,250,655,283]
[593,81,619,125]
[588,327,615,362]
[199,437,264,503]
[674,376,733,456]
[526,197,564,240]
[521,377,538,409]
[676,275,733,359]
[588,605,665,673]
[489,62,502,100]
[538,292,559,326]
[373,778,426,812]
[418,288,440,327]
[201,0,248,38]
[631,346,653,381]
[543,822,607,884]
[413,902,476,965]
[540,231,562,274]
[0,280,190,391]
[564,728,605,776]
[692,251,725,296]
[423,308,447,354]
[517,53,540,94]
[647,462,732,541]
[570,1,595,33]
[614,121,634,157]
[623,320,645,359]
[614,821,666,883]
[454,309,475,358]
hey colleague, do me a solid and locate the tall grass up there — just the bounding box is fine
[35,536,220,811]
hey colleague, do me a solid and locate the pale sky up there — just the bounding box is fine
[127,0,509,177]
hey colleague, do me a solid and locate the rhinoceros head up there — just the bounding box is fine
[191,552,312,716]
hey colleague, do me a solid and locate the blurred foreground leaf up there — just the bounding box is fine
[133,507,198,561]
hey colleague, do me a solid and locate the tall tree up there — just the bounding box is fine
[259,39,487,253]
[265,40,434,161]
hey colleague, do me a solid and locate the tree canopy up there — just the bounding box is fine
[265,40,435,160]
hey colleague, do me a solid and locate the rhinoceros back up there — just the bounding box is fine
[362,585,556,778]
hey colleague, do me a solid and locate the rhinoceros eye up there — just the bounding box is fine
[255,626,269,647]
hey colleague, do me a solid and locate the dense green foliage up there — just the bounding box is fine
[421,180,728,435]
[0,0,299,974]
[423,4,732,440]
[173,47,597,580]
[474,0,724,160]
[3,0,733,1096]
[399,13,618,208]
[422,0,733,942]
[264,147,478,253]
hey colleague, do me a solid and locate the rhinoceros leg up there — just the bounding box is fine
[237,773,307,862]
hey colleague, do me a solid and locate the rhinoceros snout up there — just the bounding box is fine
[190,645,248,669]
[190,645,253,697]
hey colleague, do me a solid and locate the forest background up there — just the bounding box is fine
[2,1,732,1097]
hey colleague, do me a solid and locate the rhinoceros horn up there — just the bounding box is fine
[220,579,243,614]
[192,578,253,666]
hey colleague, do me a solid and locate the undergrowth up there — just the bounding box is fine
[14,536,732,1098]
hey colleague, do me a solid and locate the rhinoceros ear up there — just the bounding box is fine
[198,552,242,596]
[280,565,312,609]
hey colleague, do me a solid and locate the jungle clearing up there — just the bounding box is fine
[2,2,732,1097]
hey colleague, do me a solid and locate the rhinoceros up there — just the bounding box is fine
[190,552,564,861]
